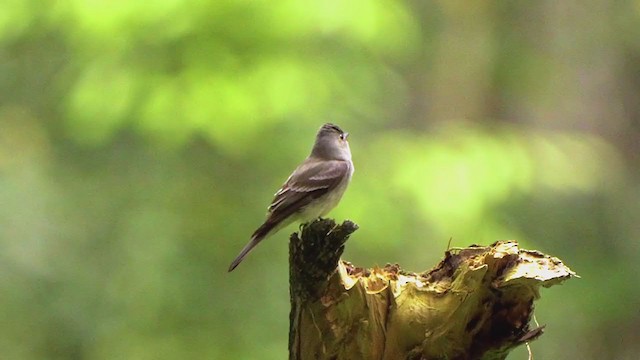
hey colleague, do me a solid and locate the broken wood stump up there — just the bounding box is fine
[289,219,576,360]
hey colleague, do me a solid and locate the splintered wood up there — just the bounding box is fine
[289,219,576,360]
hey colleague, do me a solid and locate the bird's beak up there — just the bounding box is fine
[343,132,349,139]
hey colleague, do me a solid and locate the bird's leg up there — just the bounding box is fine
[300,217,324,231]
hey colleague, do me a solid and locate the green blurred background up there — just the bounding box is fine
[1,1,639,359]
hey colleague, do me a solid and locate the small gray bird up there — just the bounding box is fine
[228,123,354,272]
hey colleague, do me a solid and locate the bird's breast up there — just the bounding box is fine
[298,161,353,222]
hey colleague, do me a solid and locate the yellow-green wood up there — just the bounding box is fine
[289,219,576,360]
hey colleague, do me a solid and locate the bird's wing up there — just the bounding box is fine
[229,159,350,272]
[267,159,350,215]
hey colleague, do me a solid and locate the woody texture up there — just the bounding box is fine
[288,219,576,360]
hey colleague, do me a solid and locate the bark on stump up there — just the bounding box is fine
[289,219,576,360]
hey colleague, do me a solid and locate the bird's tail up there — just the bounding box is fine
[228,220,277,272]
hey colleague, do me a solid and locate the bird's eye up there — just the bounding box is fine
[339,133,347,141]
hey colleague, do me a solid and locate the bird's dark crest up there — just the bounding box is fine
[321,123,344,134]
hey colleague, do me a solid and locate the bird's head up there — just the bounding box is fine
[311,123,351,161]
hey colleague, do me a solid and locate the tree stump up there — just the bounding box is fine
[289,219,576,360]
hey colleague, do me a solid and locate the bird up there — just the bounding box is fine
[228,123,354,272]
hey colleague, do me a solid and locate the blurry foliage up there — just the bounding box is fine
[1,1,640,359]
[50,0,418,150]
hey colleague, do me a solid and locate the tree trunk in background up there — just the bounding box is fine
[289,219,576,360]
